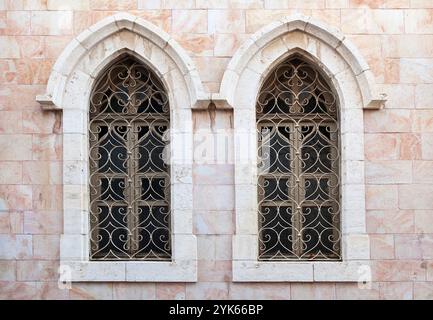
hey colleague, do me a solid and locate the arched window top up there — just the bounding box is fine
[257,55,338,120]
[256,55,341,261]
[90,56,169,118]
[89,55,171,261]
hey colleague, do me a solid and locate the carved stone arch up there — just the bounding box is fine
[228,16,374,282]
[37,12,206,110]
[37,13,198,282]
[221,14,386,110]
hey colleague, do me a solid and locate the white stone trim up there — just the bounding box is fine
[220,14,387,110]
[229,18,373,282]
[40,13,198,282]
[36,12,207,110]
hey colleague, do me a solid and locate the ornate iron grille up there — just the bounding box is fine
[89,56,171,260]
[257,56,341,261]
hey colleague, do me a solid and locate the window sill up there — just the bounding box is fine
[232,260,370,282]
[60,260,197,282]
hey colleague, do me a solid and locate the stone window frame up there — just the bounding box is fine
[220,15,387,282]
[37,13,206,282]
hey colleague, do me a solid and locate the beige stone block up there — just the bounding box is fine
[421,133,433,159]
[379,282,413,300]
[415,210,433,233]
[336,283,380,299]
[366,185,398,210]
[365,160,412,184]
[0,281,40,299]
[364,109,412,133]
[414,110,433,133]
[22,161,61,185]
[156,283,186,299]
[137,0,161,9]
[341,9,404,34]
[208,9,245,33]
[172,234,197,261]
[47,0,90,10]
[400,58,433,83]
[0,234,32,259]
[32,134,62,161]
[233,235,257,260]
[229,283,292,299]
[30,11,73,35]
[194,184,234,210]
[193,164,233,185]
[33,234,59,259]
[0,36,20,58]
[413,161,433,183]
[197,235,216,260]
[0,161,22,184]
[350,0,410,8]
[366,210,414,233]
[399,184,433,209]
[32,184,62,210]
[377,84,415,109]
[0,111,23,134]
[193,56,230,83]
[214,33,248,56]
[89,0,135,10]
[198,260,231,282]
[0,261,16,281]
[113,283,156,300]
[383,35,433,58]
[194,210,234,235]
[0,211,23,234]
[36,282,69,300]
[126,260,197,282]
[63,134,86,161]
[233,261,314,282]
[372,260,426,281]
[172,10,207,33]
[315,261,370,281]
[0,134,32,160]
[0,185,32,210]
[365,133,399,160]
[414,282,433,299]
[17,260,59,281]
[370,234,394,259]
[67,262,125,282]
[173,33,214,57]
[405,9,433,34]
[395,234,422,259]
[4,11,30,35]
[70,283,113,299]
[399,133,422,160]
[186,282,229,299]
[415,84,433,108]
[161,0,195,9]
[23,110,61,134]
[291,283,336,300]
[344,234,370,260]
[24,210,62,234]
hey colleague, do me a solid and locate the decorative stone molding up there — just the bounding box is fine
[220,14,387,110]
[38,12,207,111]
[227,15,374,282]
[39,13,198,282]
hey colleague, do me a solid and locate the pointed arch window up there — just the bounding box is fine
[256,55,341,261]
[89,56,171,260]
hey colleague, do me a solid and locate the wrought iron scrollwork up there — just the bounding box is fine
[257,56,341,261]
[89,56,171,260]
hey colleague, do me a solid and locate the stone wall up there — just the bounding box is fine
[0,0,432,299]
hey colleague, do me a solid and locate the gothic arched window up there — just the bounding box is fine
[256,55,341,261]
[89,56,171,261]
